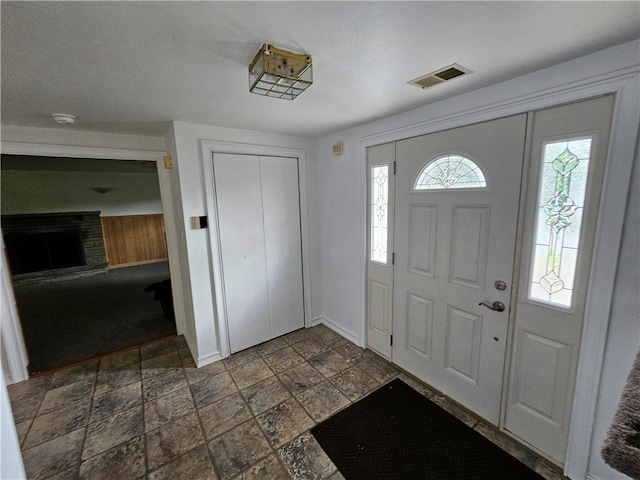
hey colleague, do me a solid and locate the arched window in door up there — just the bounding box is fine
[414,154,487,190]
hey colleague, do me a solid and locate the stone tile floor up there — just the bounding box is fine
[8,324,569,479]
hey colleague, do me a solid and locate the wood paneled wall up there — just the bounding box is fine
[101,214,168,268]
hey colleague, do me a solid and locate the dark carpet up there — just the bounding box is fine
[14,262,176,374]
[311,378,544,480]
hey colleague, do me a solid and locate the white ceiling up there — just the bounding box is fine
[2,1,639,139]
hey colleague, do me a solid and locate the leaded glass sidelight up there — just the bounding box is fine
[414,155,486,190]
[371,165,389,263]
[528,137,593,308]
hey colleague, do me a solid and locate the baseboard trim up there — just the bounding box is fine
[181,332,223,368]
[196,351,223,368]
[108,258,168,269]
[311,316,362,346]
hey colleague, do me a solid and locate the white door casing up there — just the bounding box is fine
[213,153,304,353]
[392,114,527,425]
[505,95,615,464]
[366,142,395,358]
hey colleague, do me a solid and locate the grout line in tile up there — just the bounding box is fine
[74,366,99,478]
[12,327,568,480]
[140,369,151,479]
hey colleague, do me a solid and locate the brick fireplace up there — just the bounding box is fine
[2,211,108,284]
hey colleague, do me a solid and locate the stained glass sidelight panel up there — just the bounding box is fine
[414,155,486,190]
[371,165,389,264]
[528,137,592,308]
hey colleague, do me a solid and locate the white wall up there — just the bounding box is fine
[1,125,165,152]
[165,122,315,366]
[587,146,639,480]
[309,137,365,342]
[310,40,639,479]
[1,169,163,217]
[1,373,26,479]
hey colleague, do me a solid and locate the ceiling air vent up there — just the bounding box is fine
[408,64,471,90]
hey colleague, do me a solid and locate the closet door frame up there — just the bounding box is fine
[201,141,311,360]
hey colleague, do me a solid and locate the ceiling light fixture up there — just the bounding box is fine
[249,44,312,100]
[51,113,76,124]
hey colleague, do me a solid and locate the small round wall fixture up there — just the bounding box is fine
[51,113,76,124]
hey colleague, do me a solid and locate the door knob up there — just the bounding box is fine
[479,301,506,312]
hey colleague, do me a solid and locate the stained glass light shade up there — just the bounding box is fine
[249,44,312,100]
[414,155,486,190]
[528,137,592,308]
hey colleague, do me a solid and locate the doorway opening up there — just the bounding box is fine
[1,154,176,374]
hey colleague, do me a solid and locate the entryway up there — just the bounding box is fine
[366,95,615,465]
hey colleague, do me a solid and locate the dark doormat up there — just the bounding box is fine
[311,378,544,480]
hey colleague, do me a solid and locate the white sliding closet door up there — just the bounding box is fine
[214,153,304,353]
[214,154,270,352]
[261,157,304,338]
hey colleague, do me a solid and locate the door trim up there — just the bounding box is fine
[1,235,29,384]
[359,68,639,476]
[0,141,176,384]
[201,141,311,360]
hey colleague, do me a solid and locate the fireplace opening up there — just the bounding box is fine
[5,230,86,274]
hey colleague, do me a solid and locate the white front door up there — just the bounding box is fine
[392,115,527,424]
[505,95,615,463]
[214,153,304,353]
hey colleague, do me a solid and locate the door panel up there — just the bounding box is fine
[406,292,434,359]
[214,154,271,352]
[444,307,482,384]
[449,205,490,288]
[368,280,390,337]
[512,331,571,423]
[393,114,527,424]
[366,142,395,358]
[260,156,304,338]
[407,204,437,277]
[506,95,615,463]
